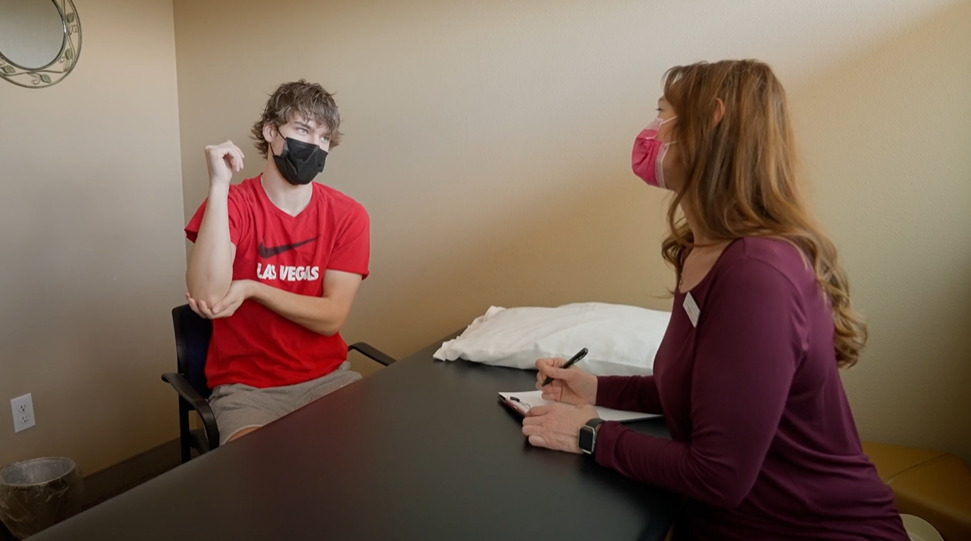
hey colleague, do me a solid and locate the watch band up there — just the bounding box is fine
[579,418,605,455]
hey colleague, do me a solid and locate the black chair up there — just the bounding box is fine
[161,304,396,463]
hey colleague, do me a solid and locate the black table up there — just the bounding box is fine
[33,338,678,540]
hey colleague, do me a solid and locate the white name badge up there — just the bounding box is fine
[683,292,700,327]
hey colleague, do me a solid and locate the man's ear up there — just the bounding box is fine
[262,122,277,143]
[712,98,725,127]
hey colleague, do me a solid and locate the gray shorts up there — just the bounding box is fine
[208,361,362,444]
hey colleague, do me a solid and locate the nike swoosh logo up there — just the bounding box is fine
[257,237,317,258]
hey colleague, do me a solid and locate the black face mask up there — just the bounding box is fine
[273,136,327,185]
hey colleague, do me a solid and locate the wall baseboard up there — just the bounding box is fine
[82,438,182,510]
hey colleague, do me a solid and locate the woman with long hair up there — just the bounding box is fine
[522,60,907,540]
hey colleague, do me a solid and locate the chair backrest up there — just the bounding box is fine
[172,304,213,399]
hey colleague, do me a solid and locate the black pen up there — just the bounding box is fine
[541,347,588,386]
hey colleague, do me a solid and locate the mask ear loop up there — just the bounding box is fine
[272,126,290,157]
[655,142,675,189]
[653,116,678,188]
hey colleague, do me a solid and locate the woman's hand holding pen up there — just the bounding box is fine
[525,355,600,453]
[534,357,598,406]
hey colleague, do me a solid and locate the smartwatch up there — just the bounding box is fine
[578,418,605,455]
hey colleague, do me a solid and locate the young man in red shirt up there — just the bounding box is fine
[185,80,370,443]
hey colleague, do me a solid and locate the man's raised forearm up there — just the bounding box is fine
[186,185,234,305]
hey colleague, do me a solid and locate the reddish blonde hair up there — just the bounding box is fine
[659,60,866,367]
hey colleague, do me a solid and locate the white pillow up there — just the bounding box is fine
[433,302,671,375]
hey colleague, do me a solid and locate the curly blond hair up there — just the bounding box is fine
[250,80,342,157]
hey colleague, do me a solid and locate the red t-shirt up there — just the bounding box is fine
[185,177,370,388]
[594,237,906,541]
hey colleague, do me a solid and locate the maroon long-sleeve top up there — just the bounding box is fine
[594,237,907,540]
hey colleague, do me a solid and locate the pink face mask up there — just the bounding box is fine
[631,116,677,189]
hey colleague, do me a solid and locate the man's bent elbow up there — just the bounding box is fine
[312,312,348,336]
[186,270,230,301]
[314,320,343,337]
[186,281,229,309]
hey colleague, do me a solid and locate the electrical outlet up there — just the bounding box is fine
[11,393,35,433]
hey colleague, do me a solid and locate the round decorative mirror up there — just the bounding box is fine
[0,0,82,88]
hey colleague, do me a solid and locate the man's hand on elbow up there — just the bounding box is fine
[186,280,253,319]
[185,294,217,319]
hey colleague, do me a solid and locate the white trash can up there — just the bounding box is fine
[0,457,84,540]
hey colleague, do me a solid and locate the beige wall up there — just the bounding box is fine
[174,0,971,463]
[792,2,971,461]
[1,0,967,478]
[0,1,185,473]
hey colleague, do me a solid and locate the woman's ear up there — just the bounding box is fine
[712,98,725,127]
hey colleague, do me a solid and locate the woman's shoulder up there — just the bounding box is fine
[719,236,813,283]
[731,236,802,258]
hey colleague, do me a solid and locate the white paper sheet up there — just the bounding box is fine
[498,390,660,423]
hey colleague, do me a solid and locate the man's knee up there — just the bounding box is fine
[225,425,261,443]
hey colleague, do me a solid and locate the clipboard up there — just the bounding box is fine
[497,390,659,423]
